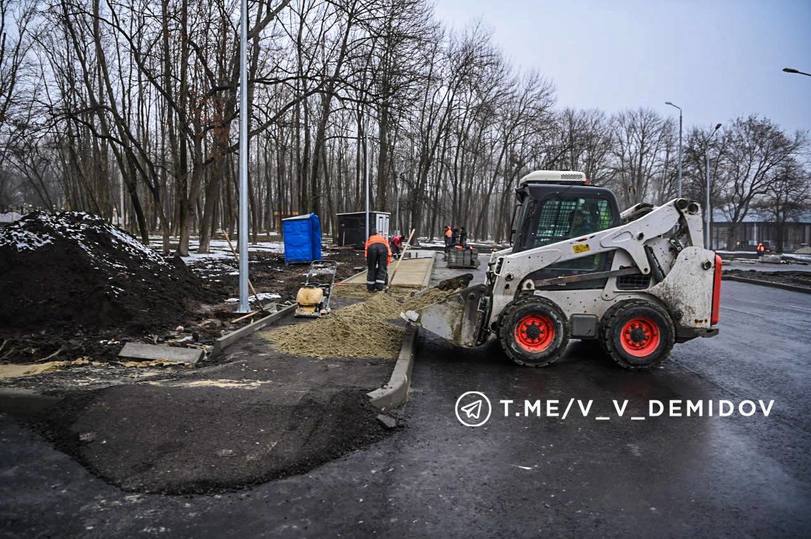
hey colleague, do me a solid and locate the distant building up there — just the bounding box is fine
[711,208,811,251]
[334,211,390,247]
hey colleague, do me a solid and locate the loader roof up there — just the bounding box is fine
[518,170,588,186]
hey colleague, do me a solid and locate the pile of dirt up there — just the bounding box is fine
[724,269,811,288]
[0,211,214,337]
[264,287,454,359]
[34,383,389,494]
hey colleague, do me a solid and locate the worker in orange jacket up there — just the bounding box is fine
[365,229,392,292]
[443,225,453,258]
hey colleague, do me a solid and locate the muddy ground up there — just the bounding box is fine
[0,246,365,365]
[1,333,394,495]
[724,268,811,288]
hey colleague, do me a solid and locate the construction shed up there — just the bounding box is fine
[335,211,390,247]
[282,213,322,264]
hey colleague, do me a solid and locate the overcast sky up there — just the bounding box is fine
[433,0,811,135]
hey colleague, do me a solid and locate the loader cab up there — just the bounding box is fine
[511,173,620,254]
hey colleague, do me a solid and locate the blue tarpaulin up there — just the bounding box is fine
[282,213,322,264]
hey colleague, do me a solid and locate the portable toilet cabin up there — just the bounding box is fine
[282,213,322,264]
[334,211,390,247]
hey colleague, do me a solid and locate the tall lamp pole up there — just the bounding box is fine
[365,132,370,240]
[665,101,683,197]
[706,123,722,248]
[783,67,811,77]
[237,0,250,313]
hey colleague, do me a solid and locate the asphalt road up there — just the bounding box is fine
[1,271,810,536]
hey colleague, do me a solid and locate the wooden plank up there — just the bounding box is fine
[118,343,203,366]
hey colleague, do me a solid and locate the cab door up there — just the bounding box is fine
[516,190,620,289]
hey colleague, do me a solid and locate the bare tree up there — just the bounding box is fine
[753,159,809,253]
[716,116,805,249]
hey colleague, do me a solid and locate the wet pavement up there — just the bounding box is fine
[1,265,810,536]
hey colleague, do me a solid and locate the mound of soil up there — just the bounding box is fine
[264,287,453,359]
[724,269,811,288]
[36,376,390,494]
[0,211,213,335]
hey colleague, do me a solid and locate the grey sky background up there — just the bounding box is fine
[433,0,811,135]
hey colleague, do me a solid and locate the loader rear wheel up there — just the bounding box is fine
[601,300,674,369]
[499,297,569,367]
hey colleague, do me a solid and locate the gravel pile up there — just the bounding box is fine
[264,288,454,359]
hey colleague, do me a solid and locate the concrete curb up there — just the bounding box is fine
[338,268,367,285]
[723,274,811,295]
[213,304,296,353]
[421,252,436,288]
[368,323,418,411]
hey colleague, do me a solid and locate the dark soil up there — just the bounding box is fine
[0,212,365,363]
[0,212,213,333]
[190,247,364,304]
[724,269,811,288]
[20,340,393,495]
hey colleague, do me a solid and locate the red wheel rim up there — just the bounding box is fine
[620,316,661,357]
[514,314,555,352]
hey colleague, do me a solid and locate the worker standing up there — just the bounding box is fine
[443,225,452,257]
[390,233,402,257]
[459,227,467,247]
[365,229,392,292]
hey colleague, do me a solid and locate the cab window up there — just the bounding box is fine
[531,196,613,248]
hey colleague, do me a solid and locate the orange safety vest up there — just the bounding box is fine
[444,227,452,238]
[365,234,392,265]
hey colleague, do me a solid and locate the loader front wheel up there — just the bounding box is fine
[499,297,569,367]
[601,300,675,369]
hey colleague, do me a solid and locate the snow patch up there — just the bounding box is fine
[224,292,281,304]
[0,227,53,251]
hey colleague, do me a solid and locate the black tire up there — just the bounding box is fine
[498,296,570,367]
[600,299,675,369]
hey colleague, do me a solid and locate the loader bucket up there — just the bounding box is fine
[416,284,489,348]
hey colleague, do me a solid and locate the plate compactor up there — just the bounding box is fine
[294,261,338,318]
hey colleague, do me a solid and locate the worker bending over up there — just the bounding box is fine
[365,229,392,292]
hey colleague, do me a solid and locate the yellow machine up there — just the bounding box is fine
[295,286,325,317]
[294,261,337,318]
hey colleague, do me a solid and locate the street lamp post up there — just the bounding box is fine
[665,101,683,197]
[237,0,250,313]
[365,132,370,240]
[706,123,722,248]
[783,67,811,77]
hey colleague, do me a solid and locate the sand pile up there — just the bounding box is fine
[264,288,455,359]
[0,211,213,334]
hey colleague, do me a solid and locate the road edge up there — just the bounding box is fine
[368,323,418,411]
[723,274,811,295]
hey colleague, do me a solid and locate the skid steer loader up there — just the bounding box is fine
[418,170,722,369]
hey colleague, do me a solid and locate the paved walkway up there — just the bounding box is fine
[342,253,435,288]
